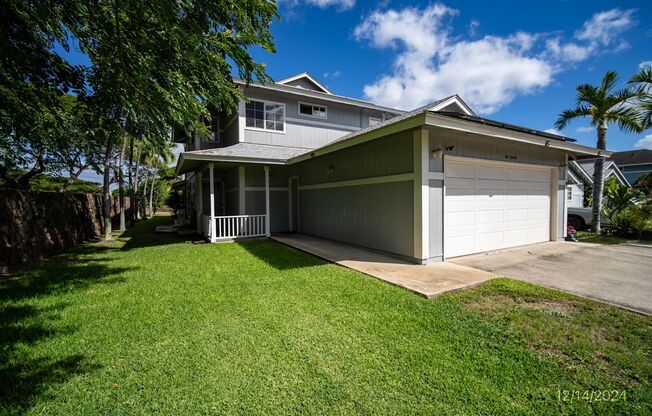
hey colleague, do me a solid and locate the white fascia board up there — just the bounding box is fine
[276,72,332,94]
[287,113,427,164]
[429,95,476,116]
[425,113,608,157]
[176,153,287,174]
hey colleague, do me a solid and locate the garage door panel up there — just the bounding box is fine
[505,168,529,181]
[444,159,552,257]
[446,163,476,178]
[528,170,551,183]
[477,166,504,180]
[446,210,475,226]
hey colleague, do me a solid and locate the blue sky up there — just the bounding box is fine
[254,0,651,151]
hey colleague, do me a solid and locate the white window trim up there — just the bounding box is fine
[244,99,286,134]
[298,101,328,119]
[566,185,573,201]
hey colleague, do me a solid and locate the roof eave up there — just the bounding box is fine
[425,113,608,158]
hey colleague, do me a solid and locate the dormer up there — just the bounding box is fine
[276,72,332,94]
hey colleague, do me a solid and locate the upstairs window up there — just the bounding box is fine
[299,101,327,119]
[245,100,285,132]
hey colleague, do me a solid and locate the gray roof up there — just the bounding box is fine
[610,149,652,166]
[234,78,404,114]
[182,143,309,163]
[319,96,456,149]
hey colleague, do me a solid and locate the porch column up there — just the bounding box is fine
[209,163,216,243]
[196,171,203,234]
[264,166,270,237]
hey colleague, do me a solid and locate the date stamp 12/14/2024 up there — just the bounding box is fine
[557,390,627,403]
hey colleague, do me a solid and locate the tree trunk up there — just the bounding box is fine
[103,135,115,241]
[128,135,135,225]
[118,135,127,231]
[141,168,149,218]
[149,175,155,217]
[133,147,142,219]
[591,124,608,233]
[57,165,86,192]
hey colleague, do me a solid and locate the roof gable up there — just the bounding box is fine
[276,72,332,94]
[428,95,476,116]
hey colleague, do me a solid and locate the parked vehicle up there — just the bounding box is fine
[567,207,610,230]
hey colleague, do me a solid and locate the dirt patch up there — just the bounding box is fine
[465,294,579,317]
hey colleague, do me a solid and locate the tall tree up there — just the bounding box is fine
[555,71,644,233]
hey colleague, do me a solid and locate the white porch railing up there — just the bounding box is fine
[207,215,267,240]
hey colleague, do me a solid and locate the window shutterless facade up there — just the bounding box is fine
[298,101,327,119]
[245,100,286,133]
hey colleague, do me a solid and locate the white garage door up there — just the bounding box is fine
[444,158,552,258]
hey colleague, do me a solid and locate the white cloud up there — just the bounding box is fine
[547,8,635,64]
[575,126,594,133]
[575,9,635,44]
[355,5,636,114]
[544,128,562,135]
[280,0,355,11]
[323,70,342,79]
[635,134,652,150]
[640,61,652,69]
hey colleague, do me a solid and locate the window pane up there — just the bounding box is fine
[246,101,265,128]
[299,103,312,115]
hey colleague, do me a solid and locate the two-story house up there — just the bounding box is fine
[175,72,606,263]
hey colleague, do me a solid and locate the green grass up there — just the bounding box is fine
[576,231,640,245]
[1,216,650,415]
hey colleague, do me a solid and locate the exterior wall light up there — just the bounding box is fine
[545,140,551,147]
[431,148,443,158]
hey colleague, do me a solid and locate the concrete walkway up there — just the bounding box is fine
[272,234,495,298]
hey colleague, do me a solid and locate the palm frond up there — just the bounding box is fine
[604,106,645,134]
[555,105,592,130]
[628,67,652,85]
[600,70,619,94]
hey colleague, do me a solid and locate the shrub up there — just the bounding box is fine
[609,199,652,239]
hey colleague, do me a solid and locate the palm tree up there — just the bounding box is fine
[628,67,652,129]
[555,71,644,233]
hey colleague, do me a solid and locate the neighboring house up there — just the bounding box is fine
[566,159,630,208]
[609,149,652,186]
[566,161,591,208]
[175,72,606,263]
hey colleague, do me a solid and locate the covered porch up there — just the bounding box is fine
[176,143,306,242]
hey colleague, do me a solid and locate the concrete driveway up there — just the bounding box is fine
[451,241,652,315]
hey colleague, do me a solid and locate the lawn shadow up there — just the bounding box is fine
[119,216,198,251]
[0,242,133,413]
[237,239,328,270]
[0,302,101,414]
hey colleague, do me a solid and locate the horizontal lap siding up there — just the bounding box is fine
[294,131,415,258]
[299,182,413,257]
[428,128,566,170]
[242,88,386,149]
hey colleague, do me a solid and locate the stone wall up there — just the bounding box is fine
[0,190,131,271]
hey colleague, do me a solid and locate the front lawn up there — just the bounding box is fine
[577,231,643,245]
[2,216,650,415]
